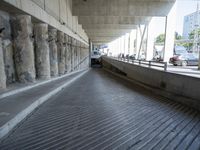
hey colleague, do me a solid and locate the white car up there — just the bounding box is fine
[91,51,102,65]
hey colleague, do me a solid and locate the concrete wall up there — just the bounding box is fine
[0,3,89,89]
[1,0,88,44]
[102,56,200,111]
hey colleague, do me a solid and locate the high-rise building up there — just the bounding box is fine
[183,9,200,39]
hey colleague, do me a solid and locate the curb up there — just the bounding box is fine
[0,69,88,139]
[0,69,88,100]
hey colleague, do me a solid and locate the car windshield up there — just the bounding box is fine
[93,51,100,55]
[181,53,199,59]
[175,46,187,55]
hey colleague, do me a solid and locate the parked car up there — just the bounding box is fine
[91,50,102,65]
[174,45,188,55]
[169,53,199,66]
[129,54,136,60]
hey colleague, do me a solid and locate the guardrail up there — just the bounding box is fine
[113,57,167,71]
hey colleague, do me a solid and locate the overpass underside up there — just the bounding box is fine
[1,0,200,150]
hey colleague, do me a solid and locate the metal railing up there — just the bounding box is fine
[73,55,89,70]
[114,57,167,71]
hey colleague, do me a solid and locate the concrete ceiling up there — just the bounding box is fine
[72,0,176,45]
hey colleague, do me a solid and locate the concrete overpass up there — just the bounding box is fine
[0,0,200,149]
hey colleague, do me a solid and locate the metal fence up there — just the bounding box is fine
[114,57,168,71]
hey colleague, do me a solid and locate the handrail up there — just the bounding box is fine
[112,57,167,71]
[73,55,89,70]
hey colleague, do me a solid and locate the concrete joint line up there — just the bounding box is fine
[0,69,88,139]
[0,69,88,100]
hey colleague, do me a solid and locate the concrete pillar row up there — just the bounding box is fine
[49,28,58,77]
[34,23,50,80]
[57,31,65,75]
[12,15,36,83]
[0,37,6,89]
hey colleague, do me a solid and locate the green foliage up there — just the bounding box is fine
[155,34,165,43]
[189,28,200,39]
[155,32,182,44]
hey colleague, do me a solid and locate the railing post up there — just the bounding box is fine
[149,61,151,68]
[139,60,141,65]
[164,62,167,71]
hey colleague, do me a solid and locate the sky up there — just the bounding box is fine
[176,0,200,35]
[151,0,200,37]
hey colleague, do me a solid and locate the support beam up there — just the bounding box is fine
[90,37,118,42]
[73,0,175,17]
[78,16,151,25]
[34,23,50,80]
[146,21,154,61]
[49,29,59,77]
[82,24,136,30]
[137,25,147,59]
[87,34,124,38]
[85,29,132,35]
[12,15,36,83]
[163,2,176,62]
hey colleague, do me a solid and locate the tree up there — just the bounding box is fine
[155,34,165,43]
[175,32,182,40]
[189,28,200,39]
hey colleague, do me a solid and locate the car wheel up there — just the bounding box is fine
[181,61,187,67]
[173,64,177,66]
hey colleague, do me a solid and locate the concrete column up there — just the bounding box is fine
[79,47,81,69]
[34,23,50,79]
[146,20,155,61]
[76,41,79,70]
[0,37,6,89]
[79,45,82,69]
[57,31,65,75]
[136,26,141,59]
[12,15,35,83]
[71,38,76,71]
[64,34,68,73]
[3,40,15,84]
[89,40,92,67]
[0,10,15,84]
[67,43,72,72]
[67,36,72,73]
[49,29,58,77]
[73,39,77,71]
[163,2,177,62]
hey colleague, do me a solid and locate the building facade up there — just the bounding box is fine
[183,11,200,39]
